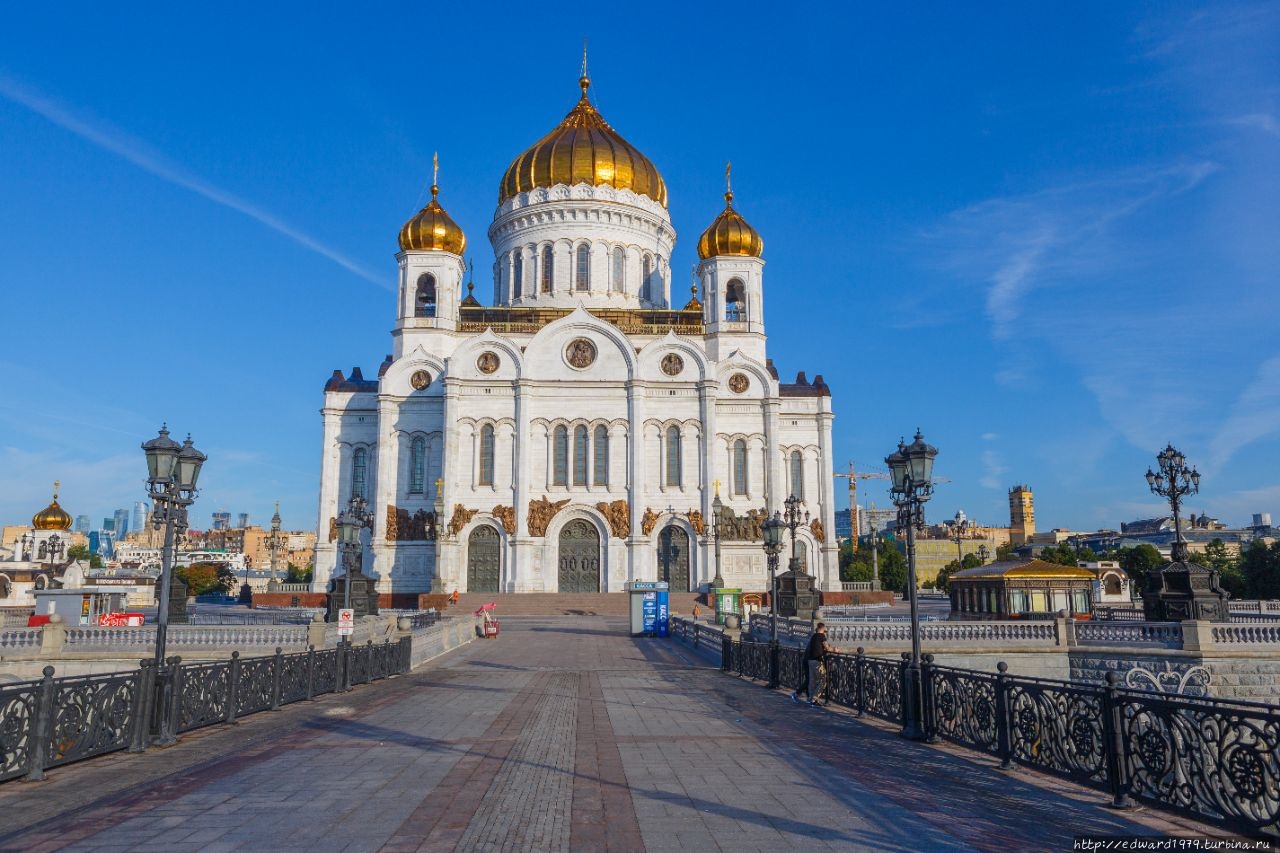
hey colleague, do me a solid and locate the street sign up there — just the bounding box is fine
[338,608,354,636]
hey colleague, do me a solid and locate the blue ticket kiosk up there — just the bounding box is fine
[627,581,669,637]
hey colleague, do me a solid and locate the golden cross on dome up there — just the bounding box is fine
[431,152,439,198]
[724,161,734,205]
[713,479,721,496]
[582,37,588,78]
[53,480,60,499]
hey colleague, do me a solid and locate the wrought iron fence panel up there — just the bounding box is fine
[777,646,804,691]
[349,644,372,685]
[0,680,39,782]
[1004,676,1107,786]
[824,653,857,708]
[312,648,339,695]
[1117,690,1280,835]
[235,657,275,717]
[737,641,771,681]
[279,652,310,704]
[926,664,999,755]
[860,656,902,723]
[177,661,232,733]
[46,670,140,768]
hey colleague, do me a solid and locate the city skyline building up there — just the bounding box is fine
[131,501,149,533]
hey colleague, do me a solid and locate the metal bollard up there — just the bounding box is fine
[23,666,57,781]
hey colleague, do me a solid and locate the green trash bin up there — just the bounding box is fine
[712,588,741,626]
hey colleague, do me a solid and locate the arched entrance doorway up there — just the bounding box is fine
[657,525,690,591]
[558,520,600,593]
[467,525,501,593]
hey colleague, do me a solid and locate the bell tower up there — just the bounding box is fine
[395,155,467,355]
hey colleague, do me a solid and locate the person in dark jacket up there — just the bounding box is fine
[792,622,832,706]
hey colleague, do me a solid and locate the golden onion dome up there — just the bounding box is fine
[499,76,667,208]
[697,188,764,260]
[399,164,466,255]
[32,482,72,531]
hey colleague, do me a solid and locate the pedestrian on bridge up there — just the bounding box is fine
[792,622,832,707]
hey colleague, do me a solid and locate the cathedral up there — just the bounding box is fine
[312,71,837,597]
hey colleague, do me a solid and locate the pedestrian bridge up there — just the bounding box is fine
[0,616,1214,851]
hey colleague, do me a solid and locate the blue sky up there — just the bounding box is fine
[1,3,1277,534]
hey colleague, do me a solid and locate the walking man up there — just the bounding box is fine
[792,622,832,706]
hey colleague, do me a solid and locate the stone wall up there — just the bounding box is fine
[1069,648,1280,702]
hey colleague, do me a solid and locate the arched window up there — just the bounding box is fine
[641,255,653,301]
[666,426,681,487]
[593,425,609,485]
[796,540,808,571]
[541,245,554,293]
[575,244,590,291]
[513,252,523,299]
[733,440,748,495]
[790,450,804,500]
[415,274,437,318]
[573,425,589,485]
[351,447,367,500]
[725,278,745,321]
[409,437,426,494]
[611,247,625,292]
[479,425,495,486]
[553,425,568,485]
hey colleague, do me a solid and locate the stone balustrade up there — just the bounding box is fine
[1073,621,1183,647]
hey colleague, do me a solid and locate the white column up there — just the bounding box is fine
[511,379,531,592]
[764,397,783,514]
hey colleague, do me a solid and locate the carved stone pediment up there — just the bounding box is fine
[528,495,570,537]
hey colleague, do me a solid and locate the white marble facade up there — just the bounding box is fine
[312,85,837,597]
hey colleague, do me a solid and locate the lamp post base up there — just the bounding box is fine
[238,583,253,605]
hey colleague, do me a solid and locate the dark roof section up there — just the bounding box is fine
[323,366,379,393]
[765,358,780,380]
[378,354,394,377]
[779,371,831,397]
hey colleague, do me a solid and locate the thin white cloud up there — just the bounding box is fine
[1209,355,1280,471]
[979,449,1008,490]
[0,74,389,289]
[1227,113,1280,137]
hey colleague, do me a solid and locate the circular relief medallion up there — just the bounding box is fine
[566,338,597,369]
[729,372,750,393]
[477,352,500,374]
[409,369,431,390]
[661,353,684,376]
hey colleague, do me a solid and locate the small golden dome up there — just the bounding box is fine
[399,160,466,255]
[32,482,72,531]
[697,189,764,260]
[499,76,667,208]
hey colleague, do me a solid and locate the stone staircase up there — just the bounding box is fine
[447,592,705,617]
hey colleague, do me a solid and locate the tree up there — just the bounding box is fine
[1037,543,1093,567]
[840,536,907,592]
[1115,544,1164,593]
[176,562,236,596]
[1194,539,1245,598]
[1241,541,1280,600]
[285,562,313,584]
[996,542,1018,562]
[66,543,103,568]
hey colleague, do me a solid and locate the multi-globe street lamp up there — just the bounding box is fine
[335,494,373,622]
[950,515,970,566]
[761,511,785,687]
[886,429,938,741]
[782,494,810,575]
[978,543,991,565]
[141,425,207,673]
[1146,444,1200,563]
[711,487,725,590]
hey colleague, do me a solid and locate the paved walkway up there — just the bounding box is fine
[0,617,1218,852]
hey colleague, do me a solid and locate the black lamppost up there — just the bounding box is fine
[1146,444,1200,562]
[783,494,810,574]
[335,495,373,624]
[43,533,65,566]
[711,487,725,589]
[19,532,33,561]
[886,429,938,741]
[950,514,969,566]
[978,544,990,565]
[762,511,785,686]
[142,426,207,673]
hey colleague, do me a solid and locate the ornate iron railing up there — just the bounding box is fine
[716,637,1280,836]
[1,637,412,784]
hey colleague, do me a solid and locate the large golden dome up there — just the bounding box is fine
[399,173,466,255]
[697,189,763,260]
[32,482,72,531]
[499,76,667,208]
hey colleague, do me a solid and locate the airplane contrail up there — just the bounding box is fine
[0,74,390,289]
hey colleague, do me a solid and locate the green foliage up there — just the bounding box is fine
[66,543,104,568]
[934,552,981,593]
[1241,541,1280,600]
[285,562,313,584]
[176,562,236,596]
[996,542,1018,562]
[1193,539,1245,598]
[840,536,907,592]
[1109,544,1164,593]
[1037,543,1094,567]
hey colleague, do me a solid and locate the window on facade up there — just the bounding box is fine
[1072,589,1090,614]
[409,437,426,494]
[733,440,748,495]
[1010,590,1028,613]
[513,252,523,298]
[666,426,681,487]
[573,425,589,485]
[553,425,568,485]
[415,274,437,318]
[725,278,744,321]
[541,245,553,293]
[611,247,624,292]
[479,425,495,486]
[641,255,653,301]
[790,450,803,500]
[593,425,609,485]
[575,244,590,291]
[351,448,367,500]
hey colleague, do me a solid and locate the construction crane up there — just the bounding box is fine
[834,462,890,550]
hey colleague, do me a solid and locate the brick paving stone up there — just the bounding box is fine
[0,615,1236,852]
